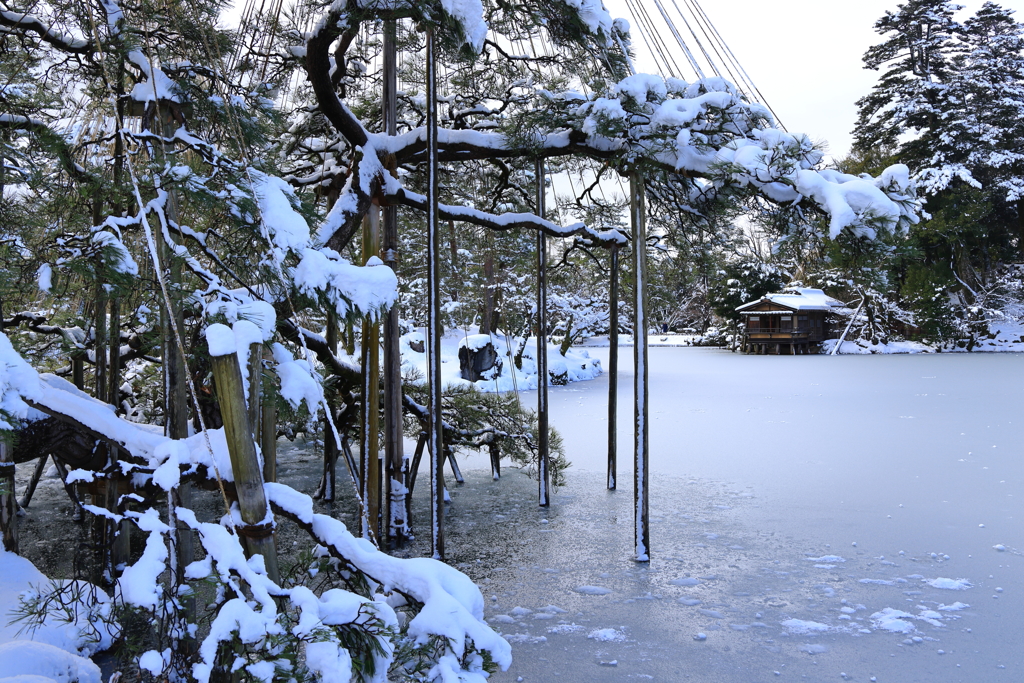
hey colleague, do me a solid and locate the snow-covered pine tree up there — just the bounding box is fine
[853,0,963,166]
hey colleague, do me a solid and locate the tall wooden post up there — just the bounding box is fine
[0,434,16,553]
[535,158,551,507]
[155,103,193,608]
[321,312,339,502]
[607,244,619,490]
[426,26,445,560]
[631,173,650,563]
[361,208,382,543]
[207,327,279,583]
[382,19,408,546]
[261,348,277,483]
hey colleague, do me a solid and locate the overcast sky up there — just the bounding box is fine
[605,0,1024,160]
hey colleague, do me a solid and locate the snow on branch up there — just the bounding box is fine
[0,2,93,54]
[392,185,627,246]
[265,483,513,676]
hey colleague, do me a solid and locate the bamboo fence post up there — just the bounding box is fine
[207,326,279,583]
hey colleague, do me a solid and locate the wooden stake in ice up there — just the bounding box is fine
[608,244,619,491]
[425,27,445,561]
[631,173,650,563]
[536,157,551,508]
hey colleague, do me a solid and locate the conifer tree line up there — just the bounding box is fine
[837,0,1024,347]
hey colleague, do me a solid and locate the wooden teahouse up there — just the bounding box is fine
[737,288,843,355]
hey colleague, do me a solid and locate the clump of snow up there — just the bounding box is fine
[870,608,918,634]
[271,343,323,414]
[204,323,237,358]
[587,628,625,642]
[248,169,310,264]
[0,332,42,429]
[291,248,397,320]
[575,585,612,595]
[36,264,52,293]
[780,619,830,635]
[927,577,972,590]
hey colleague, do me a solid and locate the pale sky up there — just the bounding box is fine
[606,0,1024,160]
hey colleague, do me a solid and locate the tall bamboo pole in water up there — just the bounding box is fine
[425,27,445,560]
[382,19,408,545]
[535,158,550,507]
[631,173,650,562]
[607,244,619,490]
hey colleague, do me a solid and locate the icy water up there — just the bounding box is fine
[438,348,1024,683]
[10,349,1023,682]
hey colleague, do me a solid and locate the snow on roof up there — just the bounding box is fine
[736,288,843,313]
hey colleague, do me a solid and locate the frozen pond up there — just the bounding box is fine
[441,348,1023,682]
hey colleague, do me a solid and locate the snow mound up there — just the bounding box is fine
[575,585,612,595]
[0,642,101,683]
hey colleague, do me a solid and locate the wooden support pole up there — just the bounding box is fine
[382,18,408,547]
[631,172,650,563]
[0,435,16,553]
[261,348,277,483]
[489,441,501,480]
[426,27,445,561]
[406,433,427,524]
[361,208,382,543]
[536,157,551,507]
[19,454,49,509]
[207,327,279,583]
[608,245,619,491]
[320,312,339,501]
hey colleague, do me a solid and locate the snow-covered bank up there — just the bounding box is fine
[0,547,113,683]
[400,329,601,393]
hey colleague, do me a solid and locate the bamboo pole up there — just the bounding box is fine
[382,18,408,547]
[361,208,382,542]
[608,245,619,491]
[426,27,445,560]
[535,157,551,507]
[631,173,650,563]
[208,328,279,583]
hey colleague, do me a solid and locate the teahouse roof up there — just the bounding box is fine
[736,288,843,313]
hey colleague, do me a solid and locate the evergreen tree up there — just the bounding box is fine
[853,0,963,165]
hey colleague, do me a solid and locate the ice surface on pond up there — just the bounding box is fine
[435,348,1023,682]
